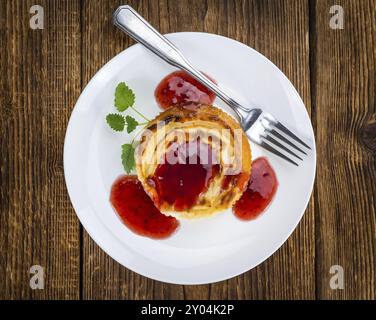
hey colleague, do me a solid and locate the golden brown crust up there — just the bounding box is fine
[136,104,251,219]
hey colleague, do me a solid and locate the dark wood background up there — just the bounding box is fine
[0,0,375,300]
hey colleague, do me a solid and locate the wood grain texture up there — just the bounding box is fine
[0,0,81,299]
[81,0,161,300]
[80,0,187,300]
[198,0,315,300]
[0,0,375,300]
[311,0,376,299]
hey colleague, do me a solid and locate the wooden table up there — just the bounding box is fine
[1,0,375,300]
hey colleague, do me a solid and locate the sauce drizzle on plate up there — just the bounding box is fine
[110,159,278,238]
[233,157,278,220]
[155,70,216,109]
[110,175,179,239]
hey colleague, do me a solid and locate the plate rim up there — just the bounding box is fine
[64,31,316,285]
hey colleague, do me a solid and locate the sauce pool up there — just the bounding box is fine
[152,139,220,211]
[233,157,278,220]
[110,175,179,239]
[110,158,277,238]
[155,70,216,109]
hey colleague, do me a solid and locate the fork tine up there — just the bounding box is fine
[274,122,311,150]
[259,140,299,166]
[267,129,307,155]
[262,135,303,160]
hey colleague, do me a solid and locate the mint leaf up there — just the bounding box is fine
[106,113,125,131]
[125,115,138,133]
[121,143,135,173]
[115,82,135,111]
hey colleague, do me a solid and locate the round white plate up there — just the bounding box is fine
[64,32,316,284]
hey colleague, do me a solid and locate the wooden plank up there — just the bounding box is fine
[0,0,81,299]
[205,0,314,300]
[81,0,161,300]
[82,0,314,299]
[312,0,376,299]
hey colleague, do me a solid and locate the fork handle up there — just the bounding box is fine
[113,5,249,121]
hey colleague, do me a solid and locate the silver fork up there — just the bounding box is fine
[113,5,311,166]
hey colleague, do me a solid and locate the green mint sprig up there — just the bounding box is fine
[115,82,135,111]
[106,113,125,131]
[121,143,136,174]
[106,82,150,173]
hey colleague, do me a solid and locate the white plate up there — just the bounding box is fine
[64,32,316,284]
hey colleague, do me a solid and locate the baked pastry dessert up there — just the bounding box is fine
[136,104,252,218]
